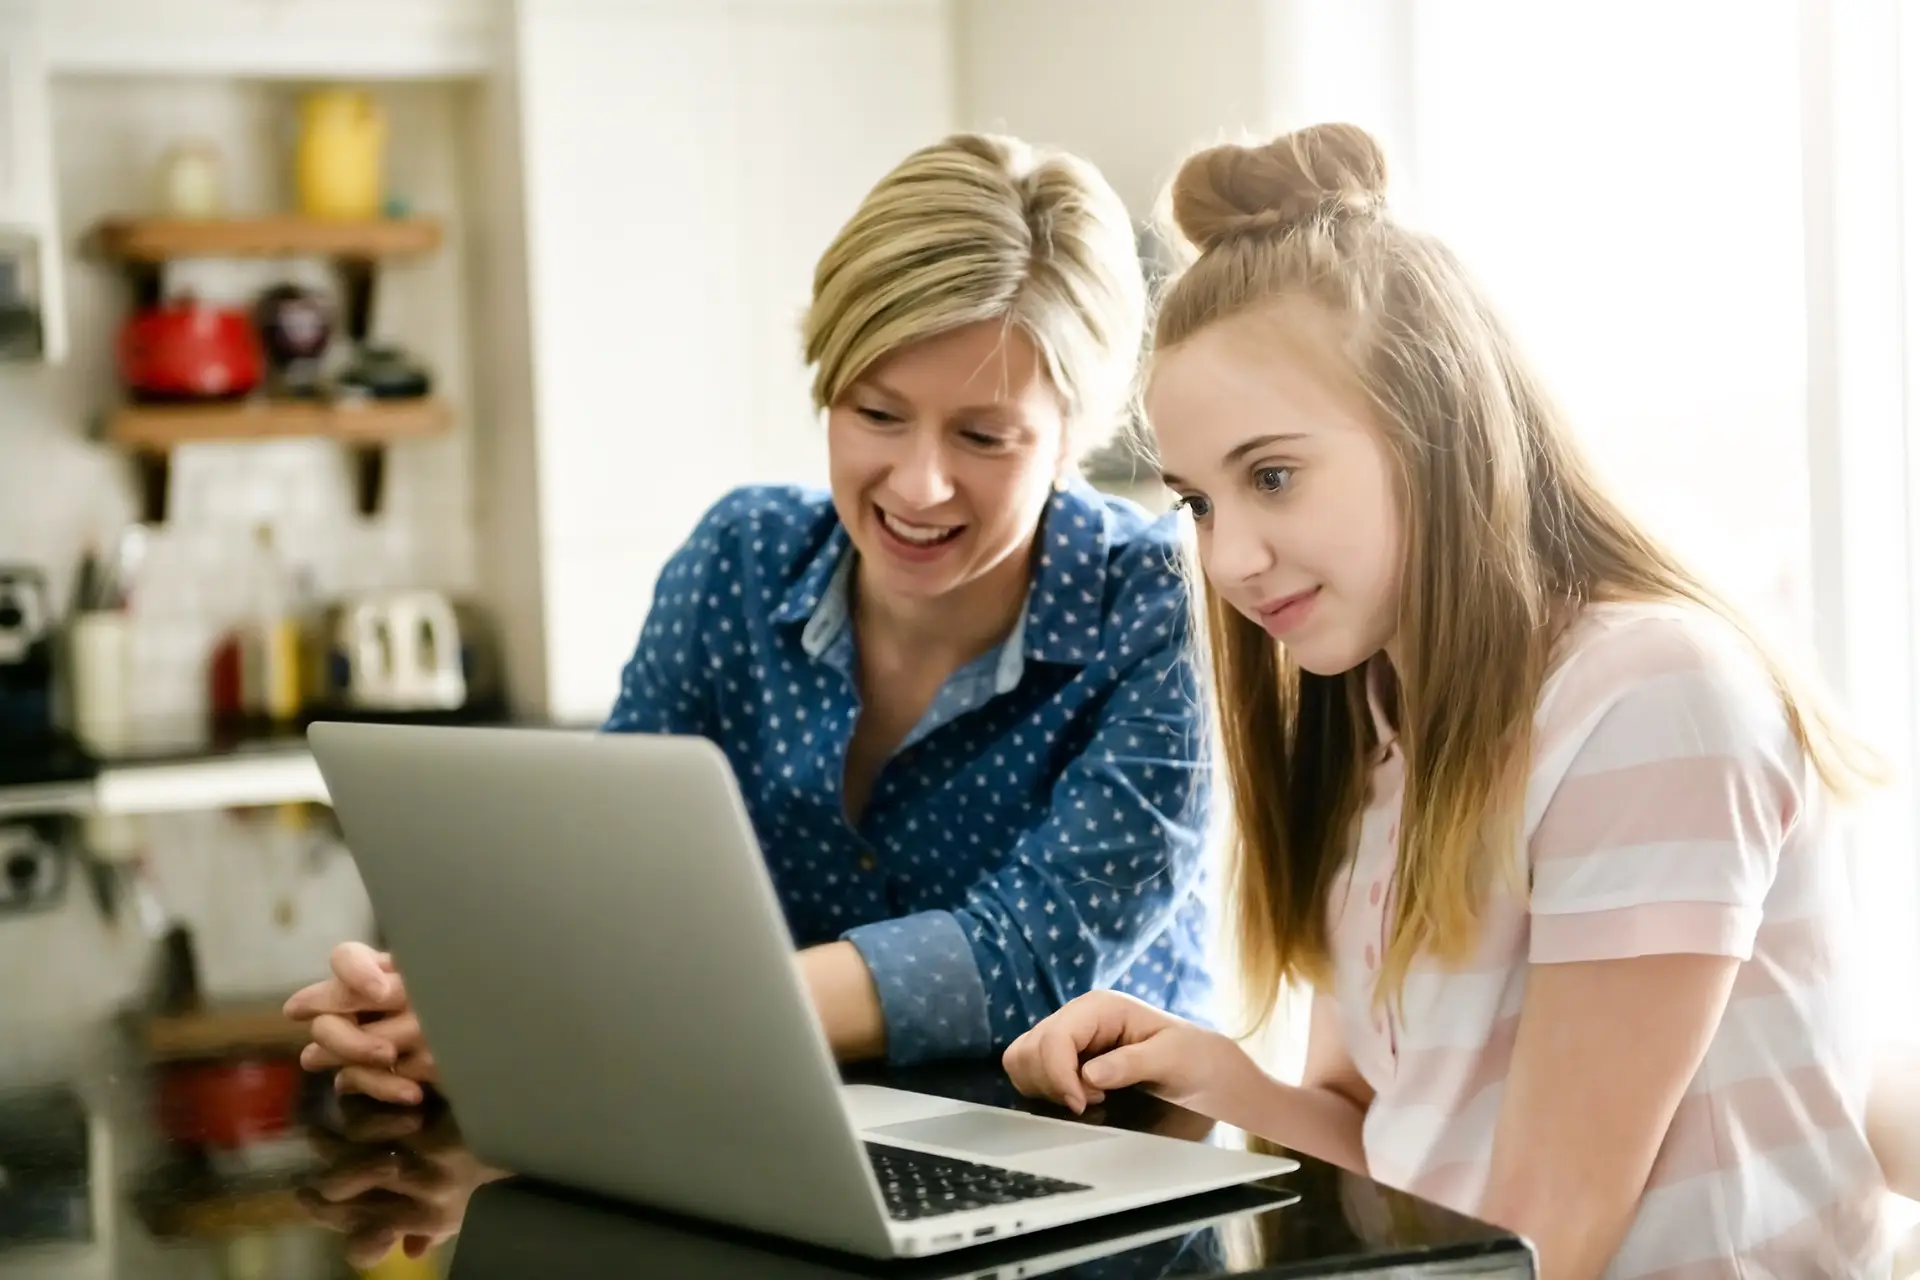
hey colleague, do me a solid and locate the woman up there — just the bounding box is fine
[1003,123,1892,1277]
[287,132,1215,1102]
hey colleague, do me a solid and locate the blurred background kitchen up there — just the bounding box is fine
[0,0,1916,1276]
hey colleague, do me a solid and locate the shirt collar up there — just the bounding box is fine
[771,524,850,629]
[772,475,1117,672]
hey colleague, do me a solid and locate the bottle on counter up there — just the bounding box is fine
[239,524,302,726]
[291,566,326,711]
[67,608,131,755]
[64,535,138,756]
[208,631,243,727]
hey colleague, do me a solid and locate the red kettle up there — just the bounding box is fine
[117,296,263,401]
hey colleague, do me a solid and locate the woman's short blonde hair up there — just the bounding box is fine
[802,133,1146,461]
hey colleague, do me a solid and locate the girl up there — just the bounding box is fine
[1003,122,1892,1278]
[289,133,1216,1099]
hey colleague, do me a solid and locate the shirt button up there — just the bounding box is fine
[858,854,877,873]
[1364,943,1377,970]
[1369,880,1383,906]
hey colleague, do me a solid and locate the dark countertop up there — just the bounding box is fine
[0,1045,1535,1278]
[0,775,1534,1278]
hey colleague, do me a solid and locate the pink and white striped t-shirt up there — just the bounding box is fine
[1328,601,1890,1277]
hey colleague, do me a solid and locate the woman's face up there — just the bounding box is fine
[827,320,1068,606]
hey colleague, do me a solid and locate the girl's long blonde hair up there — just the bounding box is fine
[1149,123,1881,1024]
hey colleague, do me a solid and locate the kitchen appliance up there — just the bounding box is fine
[0,565,50,668]
[153,1058,301,1151]
[0,565,54,742]
[0,234,43,362]
[325,590,466,713]
[253,282,332,399]
[0,818,68,916]
[117,298,263,401]
[336,342,431,400]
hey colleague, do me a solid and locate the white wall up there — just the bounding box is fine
[953,0,1270,217]
[502,0,955,722]
[1406,0,1920,1024]
[1409,1,1811,639]
[955,0,1815,643]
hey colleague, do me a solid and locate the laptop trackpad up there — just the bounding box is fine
[869,1110,1114,1159]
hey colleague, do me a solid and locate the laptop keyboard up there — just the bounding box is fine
[865,1142,1092,1221]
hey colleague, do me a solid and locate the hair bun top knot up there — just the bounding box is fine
[1170,122,1389,252]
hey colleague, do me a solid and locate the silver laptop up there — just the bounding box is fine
[306,722,1297,1260]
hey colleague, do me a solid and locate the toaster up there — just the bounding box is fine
[324,589,468,713]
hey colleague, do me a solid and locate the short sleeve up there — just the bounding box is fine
[1526,641,1803,966]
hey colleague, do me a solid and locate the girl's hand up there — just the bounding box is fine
[1002,991,1252,1115]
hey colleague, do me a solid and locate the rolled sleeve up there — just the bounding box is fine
[843,911,993,1065]
[1528,658,1797,966]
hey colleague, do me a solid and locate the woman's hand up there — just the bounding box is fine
[1002,991,1254,1116]
[298,1098,503,1268]
[283,942,438,1105]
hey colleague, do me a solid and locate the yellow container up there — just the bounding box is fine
[295,89,386,220]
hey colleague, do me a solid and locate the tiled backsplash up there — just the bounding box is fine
[0,77,479,727]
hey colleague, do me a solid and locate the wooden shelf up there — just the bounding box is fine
[90,215,443,262]
[108,397,451,449]
[87,219,452,523]
[107,398,450,521]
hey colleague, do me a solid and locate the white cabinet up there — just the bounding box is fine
[0,0,65,362]
[0,2,47,225]
[42,0,492,78]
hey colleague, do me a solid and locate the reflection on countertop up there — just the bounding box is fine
[0,787,378,1279]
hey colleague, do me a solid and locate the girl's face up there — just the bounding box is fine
[1148,307,1405,677]
[826,320,1067,607]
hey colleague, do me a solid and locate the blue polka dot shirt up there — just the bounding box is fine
[602,478,1214,1065]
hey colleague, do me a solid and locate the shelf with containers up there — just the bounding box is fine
[84,213,451,524]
